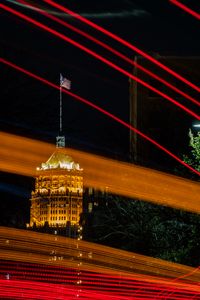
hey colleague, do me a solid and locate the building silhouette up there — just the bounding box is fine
[129,55,200,172]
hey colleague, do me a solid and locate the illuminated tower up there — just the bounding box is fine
[29,74,83,232]
[29,137,83,230]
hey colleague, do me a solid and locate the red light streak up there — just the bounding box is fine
[170,0,200,20]
[43,0,200,93]
[2,260,198,289]
[17,0,200,107]
[1,260,198,288]
[1,227,200,299]
[0,56,200,176]
[1,261,200,300]
[0,3,199,122]
[155,265,200,299]
[0,272,199,299]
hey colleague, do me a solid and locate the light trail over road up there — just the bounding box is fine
[0,131,200,214]
[0,227,200,299]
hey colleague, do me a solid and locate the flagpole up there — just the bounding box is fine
[59,78,62,135]
[57,73,70,148]
[56,73,65,148]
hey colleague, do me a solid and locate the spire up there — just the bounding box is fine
[56,74,71,148]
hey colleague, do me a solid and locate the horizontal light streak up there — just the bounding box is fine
[0,227,200,299]
[43,0,200,93]
[0,280,197,300]
[0,57,199,176]
[0,3,199,121]
[0,131,200,214]
[0,270,198,298]
[1,226,200,284]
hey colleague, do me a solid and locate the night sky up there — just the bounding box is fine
[0,0,200,223]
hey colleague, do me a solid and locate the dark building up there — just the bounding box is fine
[129,55,200,173]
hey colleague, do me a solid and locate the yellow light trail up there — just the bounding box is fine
[0,131,200,214]
[0,226,200,285]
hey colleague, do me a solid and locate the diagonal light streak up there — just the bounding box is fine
[43,0,200,93]
[170,0,200,20]
[9,0,200,108]
[1,56,200,176]
[17,0,200,108]
[0,3,199,121]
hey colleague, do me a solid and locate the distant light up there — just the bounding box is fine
[193,124,200,128]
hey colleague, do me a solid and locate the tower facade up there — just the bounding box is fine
[29,149,83,229]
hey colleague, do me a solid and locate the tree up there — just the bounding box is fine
[183,129,200,172]
[82,194,200,267]
[82,130,200,267]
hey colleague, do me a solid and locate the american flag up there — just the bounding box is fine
[60,73,71,90]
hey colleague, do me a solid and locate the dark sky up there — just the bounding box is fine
[0,0,200,209]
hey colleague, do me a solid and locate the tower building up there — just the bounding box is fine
[29,74,83,233]
[29,138,83,230]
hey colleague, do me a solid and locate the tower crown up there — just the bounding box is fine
[37,150,82,171]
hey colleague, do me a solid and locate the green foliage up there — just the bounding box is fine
[82,130,200,267]
[82,195,200,267]
[183,129,200,172]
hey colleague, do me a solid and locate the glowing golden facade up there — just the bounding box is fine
[30,150,83,227]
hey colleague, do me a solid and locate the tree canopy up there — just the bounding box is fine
[183,129,200,173]
[82,194,200,267]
